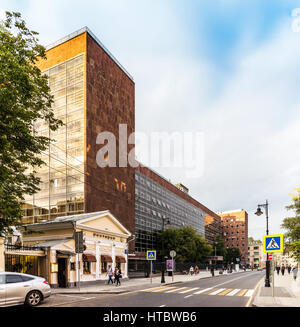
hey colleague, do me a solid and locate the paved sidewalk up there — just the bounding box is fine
[51,269,246,295]
[252,270,300,307]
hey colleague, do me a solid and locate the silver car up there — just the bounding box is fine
[0,272,51,307]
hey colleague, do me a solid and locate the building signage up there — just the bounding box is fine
[146,250,156,260]
[166,260,173,271]
[263,234,283,253]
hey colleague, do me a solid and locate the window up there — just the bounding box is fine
[83,261,90,274]
[21,276,34,282]
[0,275,5,284]
[6,274,24,283]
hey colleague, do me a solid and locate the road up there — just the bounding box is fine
[41,271,264,307]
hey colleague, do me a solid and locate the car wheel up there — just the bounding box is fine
[25,290,42,307]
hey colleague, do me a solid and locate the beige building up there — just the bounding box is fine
[2,210,131,288]
[248,241,264,268]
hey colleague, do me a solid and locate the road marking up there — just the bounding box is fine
[209,288,226,295]
[217,288,233,296]
[152,286,176,292]
[178,287,199,294]
[244,289,255,297]
[226,289,241,296]
[165,287,188,293]
[184,295,193,298]
[193,287,213,294]
[57,294,96,300]
[237,289,248,296]
[159,305,166,307]
[143,286,171,292]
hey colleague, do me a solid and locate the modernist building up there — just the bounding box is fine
[218,209,249,264]
[21,27,135,243]
[134,165,221,257]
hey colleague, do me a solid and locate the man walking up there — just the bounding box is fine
[210,264,214,277]
[276,265,280,275]
[281,264,285,276]
[292,265,298,281]
[287,265,292,274]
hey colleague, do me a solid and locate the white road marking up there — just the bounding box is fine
[152,286,176,292]
[57,294,96,300]
[193,287,213,294]
[184,295,194,298]
[165,287,188,293]
[179,287,199,294]
[208,288,226,295]
[244,289,254,297]
[159,305,166,307]
[226,289,241,296]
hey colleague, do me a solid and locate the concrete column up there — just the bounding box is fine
[50,249,57,287]
[112,244,115,270]
[0,237,5,272]
[96,243,100,278]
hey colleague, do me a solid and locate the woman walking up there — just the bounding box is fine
[281,264,285,276]
[114,267,121,286]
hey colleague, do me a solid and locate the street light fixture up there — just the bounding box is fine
[255,200,270,287]
[161,217,170,283]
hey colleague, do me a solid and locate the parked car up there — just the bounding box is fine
[257,267,263,271]
[0,272,51,307]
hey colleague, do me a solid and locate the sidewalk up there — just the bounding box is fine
[252,271,300,307]
[51,269,245,295]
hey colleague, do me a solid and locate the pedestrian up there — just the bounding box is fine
[276,265,280,275]
[292,265,298,281]
[114,267,121,286]
[287,265,291,274]
[106,265,114,285]
[210,264,214,277]
[281,264,285,276]
[189,266,194,276]
[194,265,199,275]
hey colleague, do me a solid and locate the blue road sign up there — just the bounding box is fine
[147,250,156,260]
[263,234,283,253]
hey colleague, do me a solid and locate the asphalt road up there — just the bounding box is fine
[41,271,264,307]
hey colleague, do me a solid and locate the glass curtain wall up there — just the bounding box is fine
[22,54,85,223]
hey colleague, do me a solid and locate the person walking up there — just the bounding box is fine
[292,265,298,281]
[114,267,121,286]
[276,265,280,275]
[210,264,214,277]
[281,264,285,276]
[106,265,114,285]
[287,264,292,274]
[194,266,199,275]
[189,266,194,276]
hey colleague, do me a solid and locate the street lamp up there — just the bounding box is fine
[255,200,270,287]
[161,217,170,283]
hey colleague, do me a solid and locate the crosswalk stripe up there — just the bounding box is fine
[217,288,233,296]
[179,287,199,294]
[165,287,188,293]
[193,287,213,294]
[209,288,226,295]
[244,289,254,297]
[237,289,248,296]
[142,286,168,292]
[152,286,176,293]
[226,289,241,296]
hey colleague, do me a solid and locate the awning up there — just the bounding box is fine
[82,254,97,262]
[101,255,112,262]
[116,256,126,263]
[57,250,76,256]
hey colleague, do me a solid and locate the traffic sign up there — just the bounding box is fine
[170,250,176,258]
[74,231,84,253]
[263,234,283,253]
[146,250,156,260]
[268,254,273,260]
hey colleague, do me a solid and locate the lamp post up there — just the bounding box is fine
[255,200,270,287]
[161,217,170,283]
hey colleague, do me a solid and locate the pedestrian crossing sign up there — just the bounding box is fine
[147,250,156,260]
[263,234,283,253]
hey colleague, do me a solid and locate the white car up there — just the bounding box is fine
[0,272,51,307]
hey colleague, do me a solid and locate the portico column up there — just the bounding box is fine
[112,243,115,270]
[96,243,100,278]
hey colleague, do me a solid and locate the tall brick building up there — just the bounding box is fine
[218,209,248,264]
[22,27,135,238]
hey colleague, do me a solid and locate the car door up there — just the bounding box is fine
[0,274,5,306]
[5,274,30,306]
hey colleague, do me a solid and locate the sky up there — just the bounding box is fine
[1,0,300,241]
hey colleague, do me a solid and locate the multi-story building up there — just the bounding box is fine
[204,214,222,245]
[21,27,135,243]
[247,240,264,268]
[218,209,248,264]
[134,165,220,256]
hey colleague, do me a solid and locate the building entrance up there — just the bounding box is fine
[57,258,67,288]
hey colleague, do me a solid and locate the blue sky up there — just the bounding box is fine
[1,1,300,240]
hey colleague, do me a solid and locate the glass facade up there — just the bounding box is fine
[135,171,205,253]
[22,54,85,223]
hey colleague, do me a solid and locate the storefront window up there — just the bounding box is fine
[83,261,90,274]
[101,261,108,273]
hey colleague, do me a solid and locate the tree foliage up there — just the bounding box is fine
[0,11,62,236]
[281,188,300,261]
[157,226,213,262]
[224,247,242,264]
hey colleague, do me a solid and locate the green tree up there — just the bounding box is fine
[224,247,242,264]
[213,234,226,258]
[281,188,300,262]
[0,12,62,236]
[157,226,213,262]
